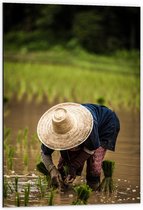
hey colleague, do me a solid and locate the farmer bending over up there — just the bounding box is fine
[37,102,120,190]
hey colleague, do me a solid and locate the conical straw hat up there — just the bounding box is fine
[37,102,93,150]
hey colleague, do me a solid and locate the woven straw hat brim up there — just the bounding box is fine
[37,102,93,150]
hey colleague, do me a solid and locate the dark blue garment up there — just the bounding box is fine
[41,104,120,155]
[81,104,120,151]
[41,143,54,155]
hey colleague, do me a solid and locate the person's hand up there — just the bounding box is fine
[64,166,76,184]
[50,167,63,188]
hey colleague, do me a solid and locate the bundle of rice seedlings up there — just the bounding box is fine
[97,160,115,193]
[72,183,92,205]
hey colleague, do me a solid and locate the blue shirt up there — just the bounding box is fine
[41,103,120,155]
[81,104,120,151]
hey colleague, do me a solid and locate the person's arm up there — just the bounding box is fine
[65,147,94,183]
[65,120,100,183]
[41,144,63,188]
[41,150,55,173]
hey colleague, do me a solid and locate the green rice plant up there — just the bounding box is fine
[22,128,29,167]
[15,192,20,207]
[4,127,11,141]
[36,88,44,104]
[7,157,13,171]
[31,133,38,145]
[16,129,22,144]
[14,177,19,193]
[23,127,28,147]
[6,146,15,170]
[97,160,115,193]
[4,178,14,199]
[17,80,26,101]
[48,189,55,206]
[72,183,92,205]
[24,183,30,206]
[36,176,48,198]
[23,152,29,167]
[4,127,11,156]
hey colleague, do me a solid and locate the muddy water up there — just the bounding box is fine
[4,99,140,206]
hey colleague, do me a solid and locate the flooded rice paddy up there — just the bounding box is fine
[3,98,140,206]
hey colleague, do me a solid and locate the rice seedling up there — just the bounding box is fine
[48,188,55,206]
[17,80,26,101]
[72,183,92,205]
[4,177,14,199]
[36,162,51,186]
[31,133,38,145]
[23,127,28,147]
[97,160,115,194]
[36,176,48,198]
[15,192,20,207]
[14,177,19,193]
[6,146,15,170]
[4,127,11,157]
[23,152,29,167]
[16,129,22,144]
[37,163,55,192]
[4,127,11,141]
[7,157,13,171]
[24,183,30,206]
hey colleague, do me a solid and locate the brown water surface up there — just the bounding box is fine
[4,99,140,206]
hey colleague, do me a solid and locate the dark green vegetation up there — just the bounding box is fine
[98,160,115,193]
[3,3,140,110]
[3,4,140,54]
[72,184,92,205]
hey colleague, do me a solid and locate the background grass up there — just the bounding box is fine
[4,48,140,111]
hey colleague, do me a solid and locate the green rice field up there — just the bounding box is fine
[4,50,140,111]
